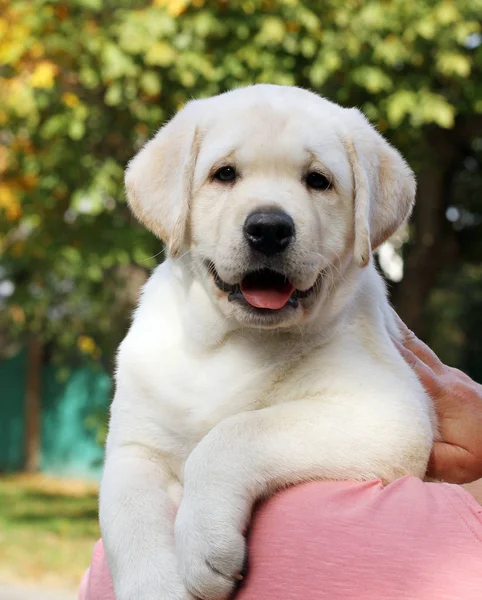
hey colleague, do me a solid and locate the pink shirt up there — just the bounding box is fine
[79,476,482,600]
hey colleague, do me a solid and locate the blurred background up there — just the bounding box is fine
[0,0,481,595]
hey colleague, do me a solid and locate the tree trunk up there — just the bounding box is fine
[24,337,43,472]
[393,129,460,335]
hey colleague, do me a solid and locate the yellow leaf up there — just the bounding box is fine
[61,92,80,108]
[0,183,22,220]
[6,203,22,220]
[153,0,188,17]
[10,305,26,325]
[77,335,97,355]
[0,146,9,173]
[30,61,58,89]
[30,42,44,59]
[23,174,38,189]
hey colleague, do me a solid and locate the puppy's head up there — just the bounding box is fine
[126,85,415,329]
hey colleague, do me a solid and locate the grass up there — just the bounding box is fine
[0,474,100,589]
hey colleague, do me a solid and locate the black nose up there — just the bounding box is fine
[244,210,295,256]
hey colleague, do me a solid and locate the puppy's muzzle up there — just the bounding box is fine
[243,209,295,256]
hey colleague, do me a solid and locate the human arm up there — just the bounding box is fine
[175,368,433,600]
[82,477,482,600]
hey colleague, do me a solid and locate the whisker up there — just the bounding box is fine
[138,248,166,263]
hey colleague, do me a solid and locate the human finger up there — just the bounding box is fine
[427,442,482,484]
[403,334,444,373]
[393,340,441,396]
[392,308,444,368]
[391,311,443,372]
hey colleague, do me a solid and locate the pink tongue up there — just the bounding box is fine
[240,283,295,310]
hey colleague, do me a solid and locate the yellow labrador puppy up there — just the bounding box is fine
[100,85,435,600]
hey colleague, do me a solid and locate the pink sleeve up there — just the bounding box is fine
[79,476,482,600]
[78,540,115,600]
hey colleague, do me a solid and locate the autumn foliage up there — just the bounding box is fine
[1,0,481,374]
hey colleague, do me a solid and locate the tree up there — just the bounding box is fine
[1,0,481,376]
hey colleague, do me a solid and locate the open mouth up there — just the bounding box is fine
[207,262,319,311]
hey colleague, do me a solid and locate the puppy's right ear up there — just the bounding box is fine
[125,104,200,258]
[343,109,416,268]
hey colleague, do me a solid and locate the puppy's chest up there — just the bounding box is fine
[161,351,271,429]
[156,341,311,445]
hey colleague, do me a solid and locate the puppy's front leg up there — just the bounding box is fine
[175,397,432,600]
[100,444,193,600]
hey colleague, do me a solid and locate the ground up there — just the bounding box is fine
[0,585,76,600]
[0,474,99,593]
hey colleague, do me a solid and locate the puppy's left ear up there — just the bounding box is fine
[344,109,416,268]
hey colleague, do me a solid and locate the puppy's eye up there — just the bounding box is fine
[306,171,332,191]
[214,166,236,183]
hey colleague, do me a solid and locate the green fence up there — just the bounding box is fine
[0,350,111,480]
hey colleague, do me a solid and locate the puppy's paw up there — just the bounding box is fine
[175,501,246,600]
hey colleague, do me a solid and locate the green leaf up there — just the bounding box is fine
[102,42,138,80]
[257,17,286,45]
[104,83,123,106]
[419,91,456,128]
[2,0,481,371]
[68,120,85,140]
[145,41,177,67]
[352,66,393,94]
[436,52,471,77]
[140,72,162,96]
[386,90,418,126]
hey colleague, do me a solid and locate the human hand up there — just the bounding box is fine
[392,313,482,484]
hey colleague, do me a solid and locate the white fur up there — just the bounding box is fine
[100,85,435,600]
